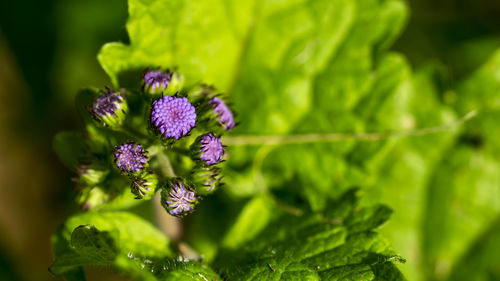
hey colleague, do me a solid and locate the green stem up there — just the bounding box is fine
[222,110,477,146]
[155,152,176,177]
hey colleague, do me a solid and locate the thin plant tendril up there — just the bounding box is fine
[222,110,478,146]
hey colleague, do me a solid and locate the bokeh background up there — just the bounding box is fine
[0,0,499,280]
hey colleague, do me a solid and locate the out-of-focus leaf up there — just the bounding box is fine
[421,134,500,280]
[446,218,500,281]
[418,50,500,280]
[358,63,457,280]
[216,189,406,281]
[452,49,500,115]
[222,194,275,249]
[230,0,356,135]
[223,0,411,211]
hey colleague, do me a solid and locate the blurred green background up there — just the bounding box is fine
[0,0,499,280]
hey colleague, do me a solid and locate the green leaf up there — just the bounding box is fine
[216,189,406,281]
[410,50,500,280]
[222,194,276,249]
[50,211,172,280]
[70,225,118,263]
[51,211,223,281]
[153,260,222,281]
[454,49,500,115]
[221,0,412,211]
[421,141,500,280]
[255,52,412,211]
[446,218,500,281]
[356,63,458,280]
[98,0,253,89]
[50,225,119,277]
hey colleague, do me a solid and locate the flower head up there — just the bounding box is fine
[208,96,235,130]
[143,70,172,94]
[191,166,223,195]
[114,142,148,174]
[91,92,128,128]
[191,133,224,165]
[161,178,198,216]
[150,96,197,140]
[131,171,158,200]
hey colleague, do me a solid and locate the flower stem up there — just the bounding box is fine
[155,152,176,177]
[152,152,200,259]
[222,110,477,146]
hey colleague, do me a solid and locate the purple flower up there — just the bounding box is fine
[162,179,198,216]
[195,133,224,165]
[150,96,197,140]
[143,70,172,94]
[208,97,235,130]
[114,142,148,174]
[91,92,128,127]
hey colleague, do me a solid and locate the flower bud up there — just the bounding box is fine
[143,69,172,95]
[130,171,158,200]
[76,186,109,211]
[75,164,109,186]
[197,94,236,132]
[150,95,197,140]
[90,90,128,128]
[190,165,223,195]
[163,71,184,96]
[187,84,216,101]
[190,133,224,166]
[114,142,149,175]
[161,178,199,217]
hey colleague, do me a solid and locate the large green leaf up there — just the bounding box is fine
[216,189,406,281]
[358,50,500,281]
[221,0,411,212]
[98,0,253,89]
[446,218,500,281]
[418,50,500,281]
[356,63,457,280]
[50,211,223,281]
[50,211,170,280]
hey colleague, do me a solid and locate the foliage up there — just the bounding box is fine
[50,0,500,280]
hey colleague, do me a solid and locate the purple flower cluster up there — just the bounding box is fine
[114,142,148,174]
[143,70,172,93]
[198,133,224,165]
[151,96,197,140]
[208,97,235,130]
[70,69,236,215]
[163,179,198,216]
